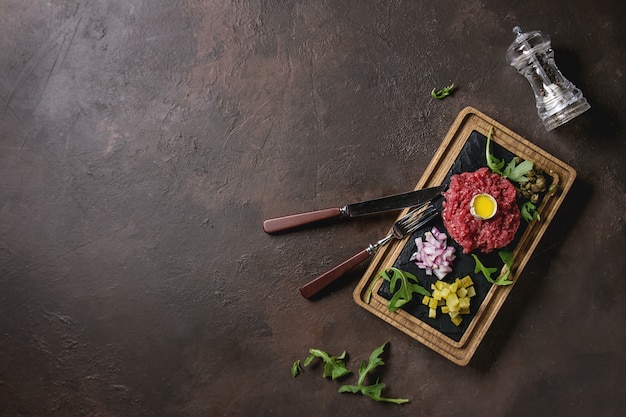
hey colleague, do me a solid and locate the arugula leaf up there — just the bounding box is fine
[340,380,408,404]
[493,271,513,286]
[494,250,514,285]
[485,127,533,183]
[472,252,513,286]
[471,254,498,283]
[521,201,540,223]
[337,384,361,394]
[498,250,514,268]
[338,342,409,404]
[291,360,302,377]
[503,159,534,183]
[357,343,386,386]
[304,349,351,380]
[379,268,431,312]
[485,127,505,174]
[431,83,455,99]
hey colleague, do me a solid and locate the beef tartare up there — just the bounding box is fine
[442,167,520,254]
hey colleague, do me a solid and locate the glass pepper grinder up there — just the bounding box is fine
[506,26,590,131]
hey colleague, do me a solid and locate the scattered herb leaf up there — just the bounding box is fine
[494,272,513,286]
[378,268,431,312]
[486,127,534,183]
[291,360,302,377]
[499,250,514,269]
[503,159,534,183]
[495,250,514,285]
[304,349,351,380]
[485,127,505,174]
[471,252,513,286]
[521,201,541,223]
[431,83,455,99]
[338,342,409,404]
[471,253,497,282]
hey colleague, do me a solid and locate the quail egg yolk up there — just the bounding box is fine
[470,193,497,220]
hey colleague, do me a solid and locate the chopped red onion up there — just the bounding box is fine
[409,226,456,280]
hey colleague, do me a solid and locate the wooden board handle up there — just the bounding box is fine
[262,207,343,234]
[299,249,371,299]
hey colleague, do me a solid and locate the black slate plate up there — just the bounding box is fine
[376,130,550,342]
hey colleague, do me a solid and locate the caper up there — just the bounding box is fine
[530,193,539,204]
[535,177,546,190]
[531,182,546,193]
[548,184,558,196]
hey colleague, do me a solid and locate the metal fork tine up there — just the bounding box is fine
[404,210,438,234]
[400,204,435,222]
[396,204,435,225]
[398,201,430,221]
[398,204,437,230]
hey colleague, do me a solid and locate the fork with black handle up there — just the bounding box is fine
[299,202,439,299]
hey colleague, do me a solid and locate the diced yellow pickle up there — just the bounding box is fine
[467,286,476,298]
[460,275,473,288]
[423,277,475,325]
[448,303,460,313]
[446,293,459,308]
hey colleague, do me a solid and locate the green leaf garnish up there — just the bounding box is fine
[485,127,505,174]
[338,342,409,404]
[471,253,497,282]
[486,127,533,183]
[291,360,302,377]
[498,250,514,269]
[471,252,513,286]
[431,83,455,99]
[304,349,351,380]
[494,250,514,285]
[378,268,431,312]
[521,201,540,223]
[503,159,534,183]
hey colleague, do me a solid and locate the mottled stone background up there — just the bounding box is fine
[0,1,624,416]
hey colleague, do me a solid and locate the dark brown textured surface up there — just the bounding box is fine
[0,1,624,416]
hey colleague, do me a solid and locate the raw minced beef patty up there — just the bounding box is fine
[442,167,520,254]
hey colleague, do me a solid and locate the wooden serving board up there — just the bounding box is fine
[353,106,576,366]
